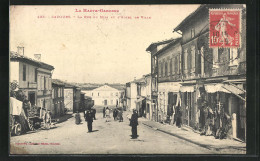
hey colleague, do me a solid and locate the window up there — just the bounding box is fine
[92,93,93,96]
[160,62,163,78]
[44,77,46,90]
[159,62,162,77]
[177,55,180,74]
[184,49,188,70]
[172,58,175,75]
[191,28,195,38]
[165,62,168,77]
[213,48,219,68]
[35,69,37,82]
[52,89,54,98]
[175,56,178,74]
[22,65,26,81]
[98,93,99,96]
[229,48,238,66]
[191,46,196,72]
[167,59,171,76]
[111,100,113,105]
[201,47,205,75]
[170,59,172,75]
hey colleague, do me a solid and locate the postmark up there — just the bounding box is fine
[209,9,241,48]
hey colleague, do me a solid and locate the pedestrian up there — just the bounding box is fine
[130,109,138,139]
[43,109,52,130]
[91,107,96,120]
[175,105,182,128]
[105,107,110,122]
[103,107,106,118]
[85,110,93,132]
[113,108,118,121]
[75,111,81,125]
[118,109,123,122]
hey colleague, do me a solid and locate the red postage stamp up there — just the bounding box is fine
[209,9,241,48]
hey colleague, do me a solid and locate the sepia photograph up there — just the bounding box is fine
[9,4,247,155]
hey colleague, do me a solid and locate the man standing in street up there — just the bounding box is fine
[105,107,110,122]
[103,107,106,118]
[91,107,96,120]
[85,110,93,132]
[130,109,138,139]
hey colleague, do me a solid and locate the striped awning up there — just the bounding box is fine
[205,84,244,95]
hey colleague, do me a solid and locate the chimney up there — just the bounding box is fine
[17,46,24,55]
[34,54,41,61]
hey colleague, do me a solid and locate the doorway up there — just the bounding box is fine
[104,100,107,105]
[28,92,36,106]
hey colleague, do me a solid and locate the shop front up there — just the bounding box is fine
[201,82,246,140]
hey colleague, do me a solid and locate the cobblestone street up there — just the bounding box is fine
[10,109,245,155]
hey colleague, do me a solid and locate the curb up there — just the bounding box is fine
[142,122,213,151]
[142,122,246,153]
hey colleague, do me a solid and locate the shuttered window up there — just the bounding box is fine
[184,49,188,70]
[213,48,219,68]
[170,59,172,76]
[229,48,238,66]
[165,62,168,77]
[191,46,196,72]
[22,65,26,81]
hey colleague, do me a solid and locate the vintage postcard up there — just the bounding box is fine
[9,4,247,154]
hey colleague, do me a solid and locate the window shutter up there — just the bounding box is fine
[169,60,171,76]
[184,50,188,70]
[187,50,191,71]
[37,75,40,90]
[158,63,162,77]
[191,46,196,71]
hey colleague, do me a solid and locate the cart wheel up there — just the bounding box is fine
[14,123,22,136]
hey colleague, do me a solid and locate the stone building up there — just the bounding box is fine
[10,50,54,118]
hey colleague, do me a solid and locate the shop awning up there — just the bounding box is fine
[135,97,145,103]
[179,86,195,92]
[205,84,244,95]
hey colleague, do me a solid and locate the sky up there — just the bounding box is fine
[10,5,200,84]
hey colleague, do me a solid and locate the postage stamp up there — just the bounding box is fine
[209,9,241,48]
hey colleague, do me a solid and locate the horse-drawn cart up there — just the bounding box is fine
[10,97,44,136]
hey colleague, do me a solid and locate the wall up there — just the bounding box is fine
[130,83,137,99]
[86,86,122,106]
[19,62,38,89]
[158,42,182,82]
[64,88,73,111]
[10,62,19,83]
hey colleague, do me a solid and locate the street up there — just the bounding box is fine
[10,110,214,154]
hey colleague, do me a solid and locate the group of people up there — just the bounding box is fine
[102,106,124,122]
[75,107,96,132]
[113,108,124,122]
[164,105,182,128]
[199,101,232,139]
[75,106,139,139]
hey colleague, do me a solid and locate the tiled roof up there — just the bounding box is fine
[52,79,66,86]
[146,38,176,52]
[52,79,79,88]
[10,51,54,70]
[154,37,182,56]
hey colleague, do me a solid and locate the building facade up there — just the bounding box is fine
[146,39,176,121]
[84,85,124,106]
[52,79,65,118]
[174,4,246,141]
[156,38,183,123]
[145,4,246,141]
[10,51,54,118]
